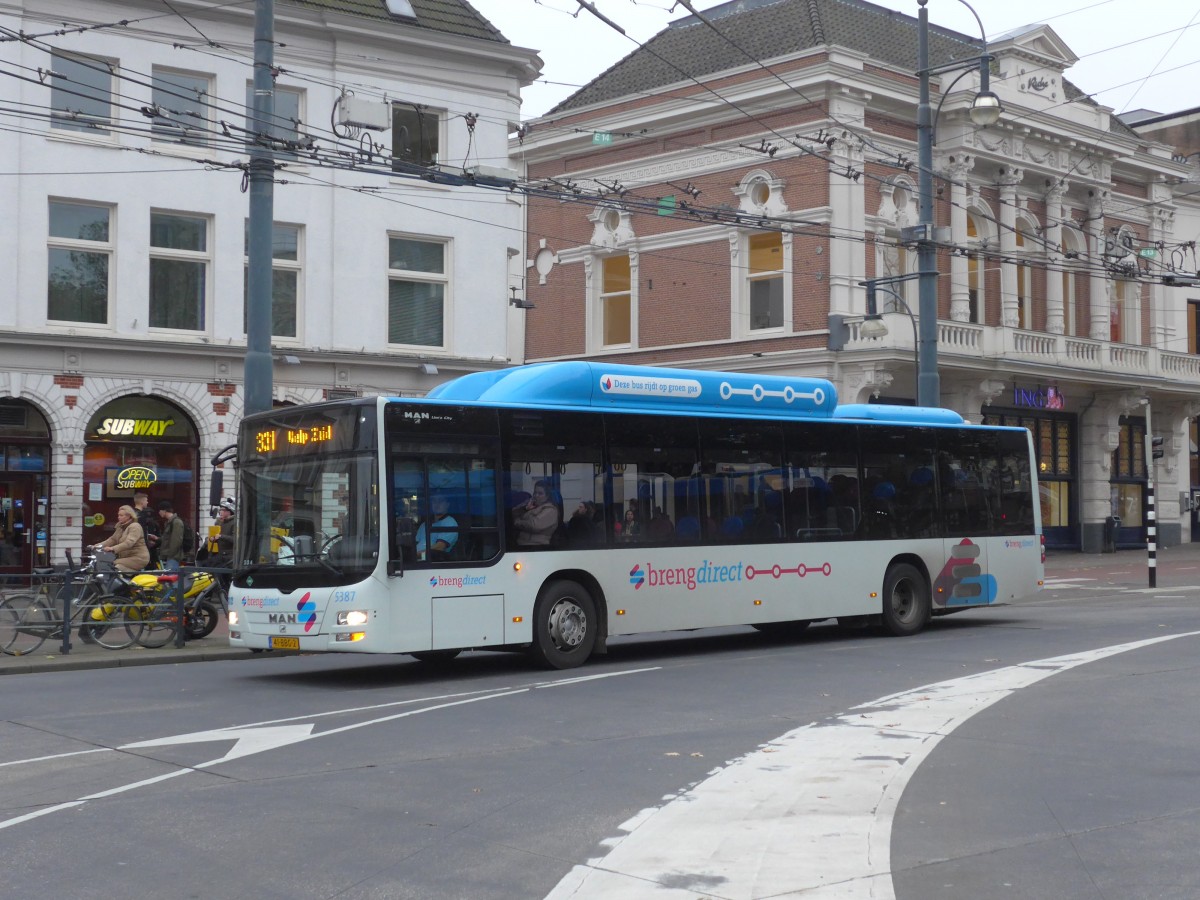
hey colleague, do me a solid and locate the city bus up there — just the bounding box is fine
[228,362,1043,668]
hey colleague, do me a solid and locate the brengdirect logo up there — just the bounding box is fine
[430,574,487,589]
[633,559,745,592]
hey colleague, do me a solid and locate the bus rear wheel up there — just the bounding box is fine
[531,580,596,669]
[880,563,931,636]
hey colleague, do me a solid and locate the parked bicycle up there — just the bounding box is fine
[0,551,139,655]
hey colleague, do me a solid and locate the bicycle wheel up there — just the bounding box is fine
[84,595,141,650]
[0,594,55,656]
[130,600,178,649]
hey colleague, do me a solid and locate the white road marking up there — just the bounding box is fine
[0,666,659,832]
[545,631,1200,900]
[0,748,111,769]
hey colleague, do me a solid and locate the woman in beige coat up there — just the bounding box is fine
[92,504,150,572]
[512,480,560,547]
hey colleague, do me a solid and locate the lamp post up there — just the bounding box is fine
[915,0,1002,408]
[861,282,920,396]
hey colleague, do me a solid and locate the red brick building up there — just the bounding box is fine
[516,0,1200,552]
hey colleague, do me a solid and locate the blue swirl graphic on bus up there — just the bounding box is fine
[629,565,645,590]
[297,593,317,632]
[429,576,439,588]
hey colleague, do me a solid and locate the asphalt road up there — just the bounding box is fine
[2,548,1198,899]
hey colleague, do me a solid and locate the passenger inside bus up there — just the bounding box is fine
[566,501,600,546]
[415,492,458,560]
[512,479,560,546]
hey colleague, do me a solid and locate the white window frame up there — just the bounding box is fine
[1114,278,1140,344]
[1015,225,1033,330]
[732,229,791,339]
[1062,227,1084,336]
[148,210,211,334]
[593,252,635,351]
[391,101,444,170]
[151,66,212,147]
[50,49,115,136]
[47,199,114,328]
[245,82,304,161]
[243,221,303,343]
[966,211,990,325]
[387,234,450,350]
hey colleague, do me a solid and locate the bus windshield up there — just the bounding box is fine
[238,403,379,588]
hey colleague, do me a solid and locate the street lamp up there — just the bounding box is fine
[860,278,920,398]
[915,0,1001,407]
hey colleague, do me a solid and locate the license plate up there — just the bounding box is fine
[270,636,300,650]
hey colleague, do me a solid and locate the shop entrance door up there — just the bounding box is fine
[0,474,48,576]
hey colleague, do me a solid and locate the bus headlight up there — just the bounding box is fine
[228,610,240,626]
[336,610,369,626]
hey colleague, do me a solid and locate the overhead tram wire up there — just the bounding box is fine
[575,0,1200,272]
[5,17,1187,289]
[0,53,1167,289]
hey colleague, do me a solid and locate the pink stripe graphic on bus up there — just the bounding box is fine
[744,562,832,580]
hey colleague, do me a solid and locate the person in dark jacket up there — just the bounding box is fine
[134,491,160,565]
[157,500,186,568]
[214,497,237,567]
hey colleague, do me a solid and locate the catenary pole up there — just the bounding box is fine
[1145,401,1156,588]
[244,0,275,416]
[916,0,940,408]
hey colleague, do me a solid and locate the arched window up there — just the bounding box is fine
[1061,225,1085,335]
[966,213,988,323]
[1014,218,1039,330]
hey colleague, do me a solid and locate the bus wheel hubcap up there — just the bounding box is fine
[549,599,585,649]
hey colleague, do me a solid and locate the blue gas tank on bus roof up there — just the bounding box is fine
[426,362,839,419]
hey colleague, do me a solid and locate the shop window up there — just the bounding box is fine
[82,396,199,550]
[243,221,302,339]
[388,235,447,347]
[50,50,113,133]
[149,211,210,331]
[48,200,112,325]
[1110,417,1145,528]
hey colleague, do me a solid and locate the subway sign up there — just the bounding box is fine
[94,417,177,437]
[115,466,158,490]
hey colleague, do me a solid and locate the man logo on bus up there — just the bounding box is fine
[297,593,317,632]
[629,564,645,590]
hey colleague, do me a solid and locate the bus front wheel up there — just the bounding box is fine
[531,580,596,669]
[880,563,931,637]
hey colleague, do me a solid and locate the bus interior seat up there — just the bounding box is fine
[720,516,744,538]
[675,516,701,541]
